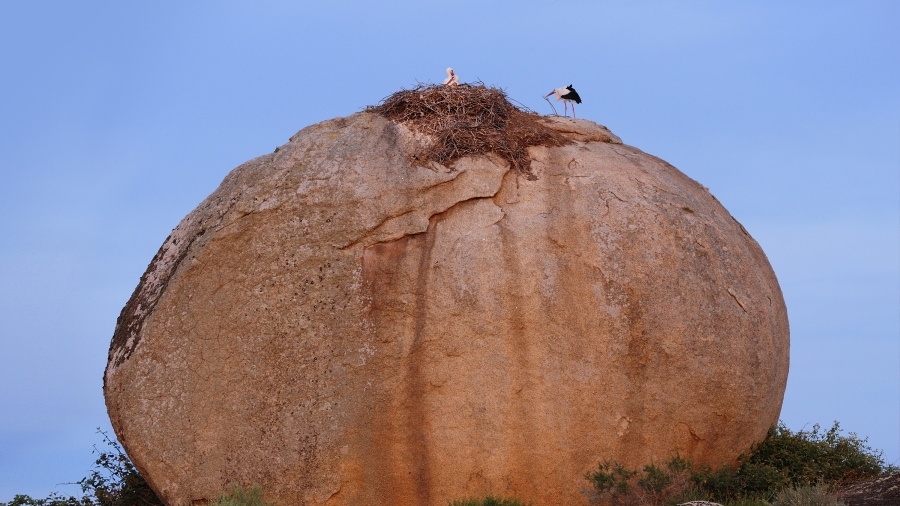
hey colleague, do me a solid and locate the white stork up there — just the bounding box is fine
[546,85,582,118]
[443,68,459,87]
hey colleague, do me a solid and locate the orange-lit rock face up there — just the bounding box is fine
[104,114,789,506]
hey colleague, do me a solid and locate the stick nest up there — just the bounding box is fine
[367,84,570,179]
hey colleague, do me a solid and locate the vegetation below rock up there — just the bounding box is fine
[448,496,532,506]
[773,484,845,506]
[1,430,161,506]
[585,422,896,505]
[366,84,570,179]
[208,485,275,506]
[4,422,895,506]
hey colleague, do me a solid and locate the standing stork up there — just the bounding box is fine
[546,85,582,118]
[443,68,459,87]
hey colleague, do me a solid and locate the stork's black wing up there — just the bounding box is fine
[563,85,582,104]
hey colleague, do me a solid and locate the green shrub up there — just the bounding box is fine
[448,496,531,506]
[772,484,844,506]
[586,459,639,500]
[585,421,894,505]
[724,498,774,506]
[747,422,891,485]
[1,430,161,506]
[76,430,163,506]
[208,484,275,506]
[694,422,893,501]
[638,463,672,495]
[586,457,696,505]
[0,494,92,506]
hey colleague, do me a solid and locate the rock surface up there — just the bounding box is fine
[104,113,789,506]
[538,117,623,144]
[837,474,900,506]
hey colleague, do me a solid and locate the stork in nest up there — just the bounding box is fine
[443,68,459,87]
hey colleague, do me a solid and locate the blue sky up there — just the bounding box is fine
[1,1,897,499]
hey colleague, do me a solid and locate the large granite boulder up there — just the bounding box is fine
[104,112,789,506]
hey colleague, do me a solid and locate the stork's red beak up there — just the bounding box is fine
[545,92,554,97]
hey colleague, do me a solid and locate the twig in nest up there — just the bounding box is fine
[543,95,559,116]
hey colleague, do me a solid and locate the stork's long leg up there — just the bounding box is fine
[573,105,576,119]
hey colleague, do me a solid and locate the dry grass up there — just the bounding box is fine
[367,84,570,179]
[774,484,845,506]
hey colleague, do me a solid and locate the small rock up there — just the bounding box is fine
[537,116,623,143]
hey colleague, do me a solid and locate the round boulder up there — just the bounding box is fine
[104,113,789,506]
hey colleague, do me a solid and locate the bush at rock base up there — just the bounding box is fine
[208,484,275,506]
[448,497,532,506]
[585,421,896,505]
[0,430,161,506]
[0,495,92,506]
[5,421,895,506]
[694,421,895,502]
[772,484,844,506]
